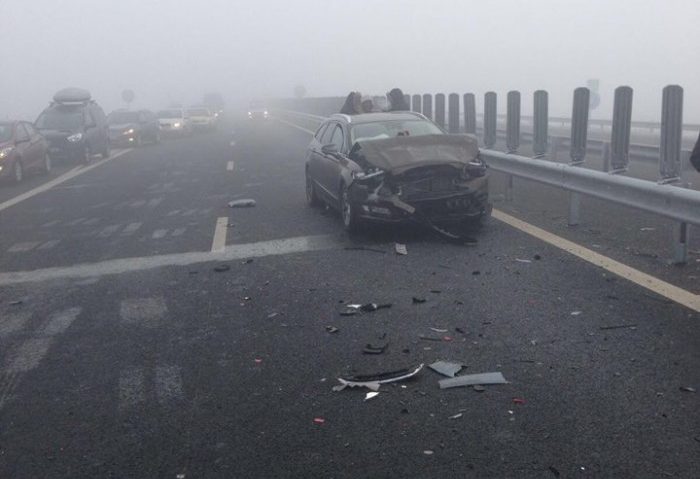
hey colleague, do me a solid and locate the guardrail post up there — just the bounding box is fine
[448,93,459,133]
[412,94,422,113]
[568,87,590,226]
[549,136,559,161]
[484,92,497,149]
[660,85,683,183]
[404,94,411,111]
[659,85,686,263]
[610,86,633,173]
[506,91,521,153]
[602,142,611,172]
[463,93,476,134]
[435,93,446,128]
[422,94,433,119]
[533,90,548,158]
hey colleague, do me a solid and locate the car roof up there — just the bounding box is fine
[329,111,426,125]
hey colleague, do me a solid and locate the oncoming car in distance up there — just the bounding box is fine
[186,107,218,131]
[0,121,51,183]
[248,100,269,121]
[304,112,490,233]
[157,109,192,137]
[107,109,161,146]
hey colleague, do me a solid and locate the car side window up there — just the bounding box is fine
[84,110,95,127]
[320,122,336,145]
[329,125,345,153]
[15,124,30,141]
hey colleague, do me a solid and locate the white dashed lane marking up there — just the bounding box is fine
[97,225,121,238]
[41,220,60,228]
[37,240,60,251]
[171,227,187,237]
[227,161,234,171]
[211,217,229,253]
[129,200,147,208]
[147,198,163,208]
[152,229,168,239]
[7,242,41,253]
[121,222,143,236]
[166,209,181,217]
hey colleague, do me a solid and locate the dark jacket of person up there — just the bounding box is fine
[340,92,362,115]
[691,131,700,172]
[387,88,409,111]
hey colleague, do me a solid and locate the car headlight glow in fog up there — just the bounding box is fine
[173,122,181,128]
[0,147,13,159]
[67,133,83,142]
[123,128,135,135]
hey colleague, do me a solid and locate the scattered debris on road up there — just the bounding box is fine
[364,392,379,401]
[213,264,230,272]
[438,372,508,390]
[363,343,388,355]
[412,297,427,304]
[548,465,561,477]
[326,326,339,334]
[570,311,582,316]
[515,258,532,263]
[242,259,254,264]
[228,199,256,208]
[429,361,464,378]
[533,254,542,260]
[395,243,408,255]
[473,385,486,392]
[360,303,392,312]
[599,324,637,330]
[640,227,656,231]
[423,450,434,456]
[429,327,448,333]
[9,300,23,306]
[313,417,325,425]
[449,413,463,420]
[679,386,696,393]
[332,364,424,392]
[512,397,526,405]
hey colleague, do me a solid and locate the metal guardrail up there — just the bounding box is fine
[274,89,699,263]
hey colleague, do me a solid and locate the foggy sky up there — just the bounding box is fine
[1,0,698,121]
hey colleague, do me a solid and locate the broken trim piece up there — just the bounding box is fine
[332,363,424,392]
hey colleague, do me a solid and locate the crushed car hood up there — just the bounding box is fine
[356,134,479,175]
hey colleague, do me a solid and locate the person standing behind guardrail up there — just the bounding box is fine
[691,131,700,172]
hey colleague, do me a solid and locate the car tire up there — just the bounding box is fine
[340,183,361,232]
[101,141,111,159]
[42,153,52,174]
[12,159,23,184]
[305,171,322,207]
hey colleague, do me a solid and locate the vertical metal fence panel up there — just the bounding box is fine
[484,92,497,149]
[435,93,446,127]
[448,93,459,133]
[412,94,422,113]
[506,91,521,153]
[610,86,633,172]
[422,93,433,119]
[533,90,548,157]
[463,93,476,134]
[570,87,590,163]
[660,85,683,181]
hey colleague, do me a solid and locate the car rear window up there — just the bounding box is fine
[158,110,183,119]
[35,107,84,130]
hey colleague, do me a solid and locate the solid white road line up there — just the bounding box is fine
[211,217,229,253]
[275,117,316,135]
[227,160,235,171]
[119,297,167,328]
[492,209,700,313]
[7,242,41,253]
[0,234,338,286]
[0,149,132,213]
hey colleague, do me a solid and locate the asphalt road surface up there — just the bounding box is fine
[0,117,698,478]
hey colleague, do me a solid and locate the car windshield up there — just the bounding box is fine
[0,124,12,142]
[350,119,443,143]
[187,109,209,116]
[158,110,182,119]
[108,111,139,124]
[35,107,84,130]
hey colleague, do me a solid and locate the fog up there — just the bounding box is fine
[1,0,698,121]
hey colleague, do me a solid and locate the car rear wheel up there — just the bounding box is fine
[340,184,361,232]
[42,153,52,174]
[12,160,23,184]
[305,172,322,207]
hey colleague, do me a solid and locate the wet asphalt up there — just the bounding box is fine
[0,117,698,478]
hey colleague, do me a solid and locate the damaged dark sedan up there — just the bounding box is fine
[304,112,490,234]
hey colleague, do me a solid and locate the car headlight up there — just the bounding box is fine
[461,159,487,179]
[264,111,269,115]
[123,128,135,135]
[67,133,83,142]
[173,122,181,128]
[0,146,13,159]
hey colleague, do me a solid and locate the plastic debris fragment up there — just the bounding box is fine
[429,361,464,378]
[213,264,230,272]
[395,243,408,255]
[332,364,424,392]
[228,199,256,208]
[364,392,379,401]
[438,372,508,390]
[363,343,387,355]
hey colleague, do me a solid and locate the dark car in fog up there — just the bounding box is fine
[304,112,490,232]
[247,100,269,121]
[107,109,161,146]
[0,121,51,183]
[35,88,110,164]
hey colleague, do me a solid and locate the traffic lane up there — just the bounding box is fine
[225,119,343,244]
[0,220,698,477]
[0,161,76,203]
[489,170,700,294]
[0,132,234,271]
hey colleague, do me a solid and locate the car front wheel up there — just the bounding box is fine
[42,153,52,174]
[340,184,361,232]
[12,160,23,183]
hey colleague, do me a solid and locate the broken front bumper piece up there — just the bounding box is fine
[332,364,424,392]
[348,174,489,225]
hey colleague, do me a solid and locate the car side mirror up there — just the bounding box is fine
[321,144,339,156]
